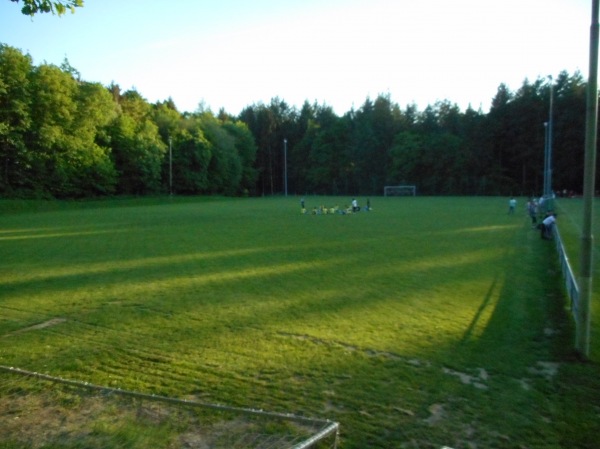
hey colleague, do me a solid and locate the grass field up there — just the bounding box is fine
[1,196,599,448]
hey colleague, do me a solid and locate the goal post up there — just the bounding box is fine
[384,185,416,196]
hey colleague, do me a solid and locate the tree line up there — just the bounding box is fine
[0,44,258,198]
[0,43,593,199]
[241,71,589,197]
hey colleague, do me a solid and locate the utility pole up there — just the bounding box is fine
[283,138,288,197]
[169,136,173,196]
[577,0,599,359]
[548,76,554,201]
[543,121,548,199]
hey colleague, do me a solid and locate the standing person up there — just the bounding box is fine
[508,197,517,214]
[352,198,359,212]
[366,198,371,211]
[527,198,538,227]
[541,213,556,240]
[300,197,305,214]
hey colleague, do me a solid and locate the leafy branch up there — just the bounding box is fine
[9,0,83,16]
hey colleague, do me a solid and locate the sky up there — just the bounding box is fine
[0,0,593,115]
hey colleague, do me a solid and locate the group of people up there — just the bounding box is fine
[513,197,556,240]
[300,197,371,215]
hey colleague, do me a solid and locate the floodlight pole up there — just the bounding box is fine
[169,136,173,196]
[545,76,554,212]
[577,0,599,359]
[283,138,288,197]
[543,121,549,200]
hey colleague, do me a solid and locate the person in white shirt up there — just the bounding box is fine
[508,197,517,214]
[541,213,556,240]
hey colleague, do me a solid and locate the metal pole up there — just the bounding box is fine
[284,138,288,197]
[543,121,549,199]
[547,76,554,211]
[169,137,173,196]
[577,0,599,359]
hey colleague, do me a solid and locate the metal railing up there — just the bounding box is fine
[552,225,580,320]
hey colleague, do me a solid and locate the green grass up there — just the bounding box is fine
[1,196,599,448]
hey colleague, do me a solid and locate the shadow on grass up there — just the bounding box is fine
[3,198,600,449]
[459,273,501,345]
[447,219,600,449]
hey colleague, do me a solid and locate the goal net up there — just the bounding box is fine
[0,365,340,449]
[384,185,416,196]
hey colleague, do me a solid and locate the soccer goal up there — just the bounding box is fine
[384,185,416,196]
[0,365,340,449]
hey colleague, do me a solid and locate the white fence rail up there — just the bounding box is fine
[553,225,580,321]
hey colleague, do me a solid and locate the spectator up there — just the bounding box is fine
[527,199,538,227]
[508,197,517,214]
[541,213,556,240]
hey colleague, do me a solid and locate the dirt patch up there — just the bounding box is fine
[278,331,432,367]
[4,318,67,337]
[424,403,445,425]
[25,317,67,331]
[442,367,489,389]
[0,390,113,447]
[528,361,559,380]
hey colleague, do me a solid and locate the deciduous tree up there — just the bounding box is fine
[0,44,33,193]
[109,89,166,194]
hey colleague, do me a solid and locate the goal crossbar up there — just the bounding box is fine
[384,185,416,196]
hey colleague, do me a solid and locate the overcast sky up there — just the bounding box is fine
[0,0,593,115]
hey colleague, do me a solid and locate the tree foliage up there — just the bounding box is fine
[0,44,259,198]
[0,43,594,199]
[24,63,116,197]
[9,0,83,16]
[0,44,33,193]
[240,72,591,197]
[108,89,165,195]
